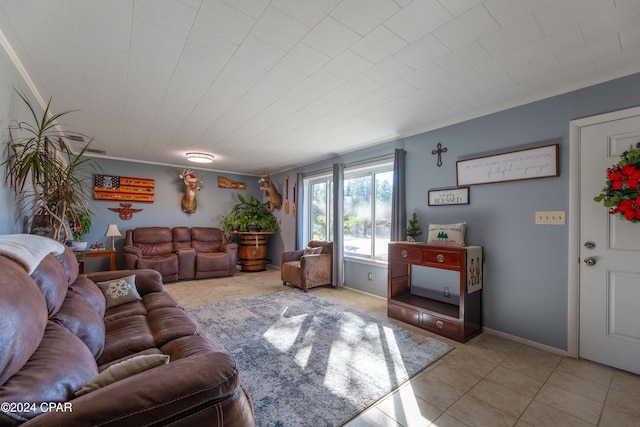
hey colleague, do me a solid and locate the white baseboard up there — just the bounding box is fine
[483,327,571,358]
[326,284,572,358]
[342,285,387,301]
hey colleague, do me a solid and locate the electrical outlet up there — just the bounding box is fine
[443,287,450,298]
[535,211,566,225]
[367,272,373,281]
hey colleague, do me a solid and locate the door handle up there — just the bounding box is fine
[583,257,596,266]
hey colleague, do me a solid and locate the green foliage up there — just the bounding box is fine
[594,143,640,223]
[2,89,96,241]
[406,212,422,238]
[222,194,280,234]
[70,206,92,241]
[344,216,371,237]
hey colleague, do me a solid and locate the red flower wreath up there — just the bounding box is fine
[595,142,640,223]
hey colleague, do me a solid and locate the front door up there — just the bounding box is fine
[579,112,640,375]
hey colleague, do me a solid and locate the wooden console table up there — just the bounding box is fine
[230,231,275,272]
[388,242,483,343]
[76,250,117,273]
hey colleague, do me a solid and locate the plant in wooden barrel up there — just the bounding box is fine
[222,194,280,272]
[223,194,280,234]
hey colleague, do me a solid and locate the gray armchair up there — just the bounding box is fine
[281,241,333,292]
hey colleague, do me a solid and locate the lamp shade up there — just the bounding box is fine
[105,224,121,237]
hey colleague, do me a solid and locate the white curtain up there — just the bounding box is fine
[390,149,406,242]
[332,163,344,287]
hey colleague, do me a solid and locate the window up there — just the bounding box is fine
[308,177,333,241]
[304,161,393,261]
[344,165,392,259]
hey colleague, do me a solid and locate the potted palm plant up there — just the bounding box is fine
[2,89,96,242]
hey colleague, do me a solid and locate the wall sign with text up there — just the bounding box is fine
[428,187,470,206]
[456,144,559,186]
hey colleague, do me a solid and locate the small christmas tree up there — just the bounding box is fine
[406,212,422,241]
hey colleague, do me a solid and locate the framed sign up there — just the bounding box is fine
[94,175,155,203]
[428,187,470,206]
[456,143,559,186]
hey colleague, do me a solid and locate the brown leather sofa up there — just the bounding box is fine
[123,227,237,282]
[281,240,333,292]
[0,239,254,426]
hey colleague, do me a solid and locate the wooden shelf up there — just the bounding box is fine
[391,290,460,319]
[387,242,483,343]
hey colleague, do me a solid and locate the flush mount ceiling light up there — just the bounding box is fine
[186,152,214,163]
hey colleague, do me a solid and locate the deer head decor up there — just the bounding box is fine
[259,172,282,210]
[180,169,203,214]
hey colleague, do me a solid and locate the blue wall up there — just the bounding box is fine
[272,72,640,351]
[0,43,31,235]
[3,30,640,352]
[77,158,261,270]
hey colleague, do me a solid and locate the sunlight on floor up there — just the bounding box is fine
[382,325,411,387]
[262,306,307,354]
[386,384,432,426]
[324,315,411,405]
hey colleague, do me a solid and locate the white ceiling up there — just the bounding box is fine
[1,0,639,175]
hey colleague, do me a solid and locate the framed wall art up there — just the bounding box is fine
[94,175,155,203]
[456,143,559,186]
[428,187,470,206]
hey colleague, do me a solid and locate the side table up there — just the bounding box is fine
[75,250,117,273]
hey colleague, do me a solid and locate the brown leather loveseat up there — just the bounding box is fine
[0,235,254,426]
[123,226,237,282]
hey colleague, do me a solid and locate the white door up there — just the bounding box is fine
[580,114,640,375]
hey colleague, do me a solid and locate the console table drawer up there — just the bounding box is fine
[388,303,420,326]
[389,245,423,263]
[423,250,461,268]
[422,312,460,337]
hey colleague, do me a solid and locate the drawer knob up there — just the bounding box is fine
[436,254,444,262]
[436,320,444,329]
[401,250,408,258]
[401,309,407,317]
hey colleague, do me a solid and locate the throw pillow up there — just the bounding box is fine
[427,222,466,245]
[96,274,141,309]
[75,354,170,396]
[303,246,323,255]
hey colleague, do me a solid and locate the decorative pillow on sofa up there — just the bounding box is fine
[427,222,466,246]
[96,274,141,309]
[303,246,323,255]
[75,354,170,396]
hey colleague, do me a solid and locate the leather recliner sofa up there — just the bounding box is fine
[123,227,237,282]
[0,236,254,426]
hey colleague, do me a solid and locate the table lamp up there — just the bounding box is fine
[104,224,121,251]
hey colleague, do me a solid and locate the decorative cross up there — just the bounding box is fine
[432,143,447,167]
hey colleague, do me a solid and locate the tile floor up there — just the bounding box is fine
[164,268,640,427]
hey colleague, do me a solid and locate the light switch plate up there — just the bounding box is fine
[535,211,565,225]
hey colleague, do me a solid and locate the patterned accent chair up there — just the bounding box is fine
[281,240,333,292]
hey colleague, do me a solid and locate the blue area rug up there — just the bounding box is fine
[187,292,453,427]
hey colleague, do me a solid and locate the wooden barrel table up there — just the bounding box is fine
[230,231,275,272]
